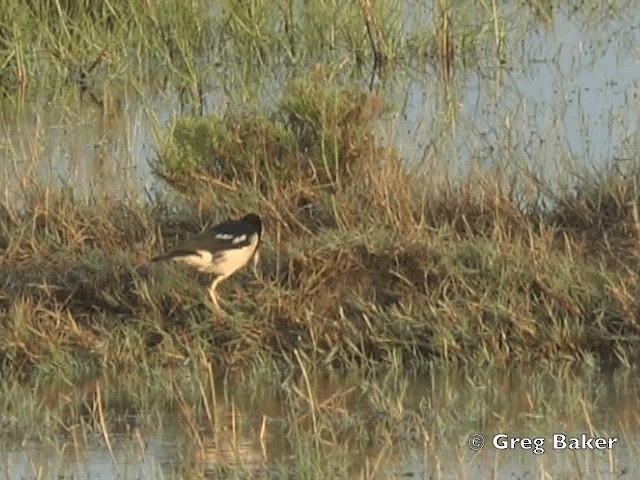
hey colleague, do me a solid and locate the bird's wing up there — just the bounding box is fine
[188,230,253,251]
[153,219,258,262]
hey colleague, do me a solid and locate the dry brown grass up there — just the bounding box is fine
[2,83,640,378]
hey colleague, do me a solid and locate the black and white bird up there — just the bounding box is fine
[153,213,262,312]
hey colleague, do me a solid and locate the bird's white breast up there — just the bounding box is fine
[176,234,258,277]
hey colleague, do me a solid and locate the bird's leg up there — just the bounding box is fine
[208,276,225,314]
[252,251,260,278]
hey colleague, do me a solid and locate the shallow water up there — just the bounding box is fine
[3,2,640,479]
[2,3,639,202]
[2,366,639,479]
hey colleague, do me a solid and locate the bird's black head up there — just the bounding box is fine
[241,213,262,237]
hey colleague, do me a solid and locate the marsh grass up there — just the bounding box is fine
[2,1,640,478]
[2,74,640,385]
[2,0,607,109]
[5,363,621,479]
[0,332,637,478]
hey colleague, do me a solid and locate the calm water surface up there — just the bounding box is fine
[1,4,639,200]
[2,366,640,479]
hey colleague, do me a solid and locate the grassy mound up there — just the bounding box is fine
[2,78,640,379]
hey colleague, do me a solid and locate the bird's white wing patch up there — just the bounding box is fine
[232,234,247,245]
[215,233,234,240]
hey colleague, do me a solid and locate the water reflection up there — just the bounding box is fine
[390,2,640,182]
[2,4,639,201]
[1,434,176,479]
[2,365,640,479]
